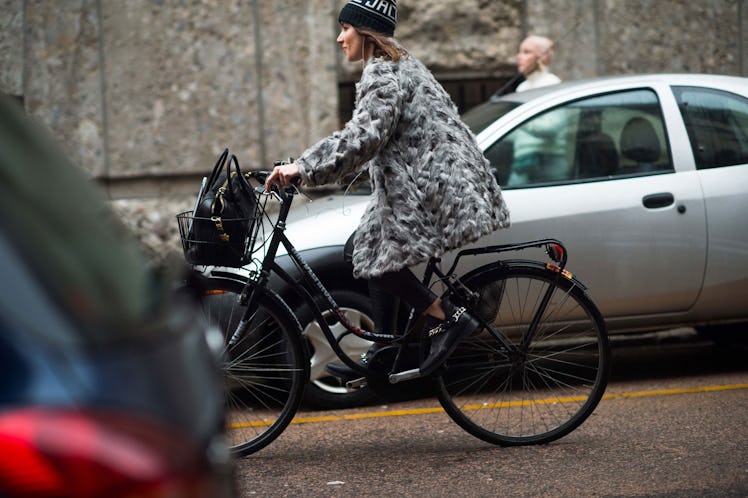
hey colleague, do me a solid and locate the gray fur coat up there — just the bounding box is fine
[297,54,510,279]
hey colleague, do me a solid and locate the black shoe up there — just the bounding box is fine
[325,343,390,382]
[419,301,481,376]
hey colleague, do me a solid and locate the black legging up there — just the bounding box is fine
[345,235,437,334]
[367,266,438,334]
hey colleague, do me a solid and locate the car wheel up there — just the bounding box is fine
[298,289,379,409]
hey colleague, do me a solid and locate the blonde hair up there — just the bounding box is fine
[356,27,408,62]
[525,35,555,67]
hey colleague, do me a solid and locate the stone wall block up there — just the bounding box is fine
[256,0,339,166]
[0,0,23,96]
[398,0,522,72]
[22,0,106,176]
[598,0,741,75]
[338,0,522,81]
[101,0,261,178]
[526,0,598,80]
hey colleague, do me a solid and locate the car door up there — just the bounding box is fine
[476,86,708,322]
[671,84,748,320]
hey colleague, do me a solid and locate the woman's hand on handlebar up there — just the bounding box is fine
[265,162,301,192]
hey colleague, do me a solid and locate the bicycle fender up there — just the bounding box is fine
[199,272,307,352]
[459,259,588,291]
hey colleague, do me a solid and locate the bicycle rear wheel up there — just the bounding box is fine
[199,277,308,456]
[436,263,610,446]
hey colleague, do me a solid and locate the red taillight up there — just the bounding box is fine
[546,243,564,263]
[0,408,219,498]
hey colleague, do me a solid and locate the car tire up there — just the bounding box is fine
[297,289,380,410]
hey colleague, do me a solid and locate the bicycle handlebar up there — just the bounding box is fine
[248,169,300,208]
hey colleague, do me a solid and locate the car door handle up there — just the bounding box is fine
[642,192,675,209]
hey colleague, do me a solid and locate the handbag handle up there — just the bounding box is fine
[227,154,254,202]
[205,148,229,191]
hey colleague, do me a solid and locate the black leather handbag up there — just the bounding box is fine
[180,149,258,267]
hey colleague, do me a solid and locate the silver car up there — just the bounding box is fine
[205,73,748,409]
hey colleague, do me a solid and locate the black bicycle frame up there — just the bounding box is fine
[230,186,397,376]
[228,183,577,379]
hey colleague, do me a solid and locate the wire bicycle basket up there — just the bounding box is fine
[177,187,270,268]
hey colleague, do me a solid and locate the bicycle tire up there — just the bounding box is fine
[199,277,308,456]
[435,262,610,446]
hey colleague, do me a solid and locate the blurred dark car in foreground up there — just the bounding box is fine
[201,73,748,409]
[0,95,233,496]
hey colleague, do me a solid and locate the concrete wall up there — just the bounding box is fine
[1,0,746,265]
[1,0,340,195]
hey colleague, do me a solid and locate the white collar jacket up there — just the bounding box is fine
[516,69,561,92]
[297,55,510,279]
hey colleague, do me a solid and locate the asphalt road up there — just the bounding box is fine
[234,330,748,497]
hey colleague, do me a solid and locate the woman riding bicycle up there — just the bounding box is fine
[266,0,511,377]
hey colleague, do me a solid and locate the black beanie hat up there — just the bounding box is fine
[338,0,397,37]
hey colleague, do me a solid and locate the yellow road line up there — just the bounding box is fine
[227,382,748,429]
[601,383,748,400]
[291,406,446,425]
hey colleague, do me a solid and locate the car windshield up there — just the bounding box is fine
[462,100,522,135]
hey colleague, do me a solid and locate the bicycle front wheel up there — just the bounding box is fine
[199,277,308,456]
[436,263,610,446]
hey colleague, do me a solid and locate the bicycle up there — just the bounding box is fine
[177,169,611,457]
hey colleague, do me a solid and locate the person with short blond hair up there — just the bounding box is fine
[515,35,561,92]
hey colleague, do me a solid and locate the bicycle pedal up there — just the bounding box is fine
[345,377,367,389]
[388,368,422,384]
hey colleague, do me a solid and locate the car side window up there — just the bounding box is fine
[484,89,673,187]
[673,86,748,169]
